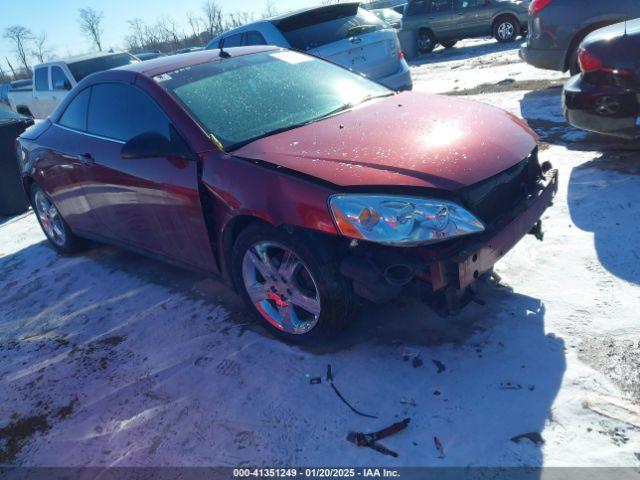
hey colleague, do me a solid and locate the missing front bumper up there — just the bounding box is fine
[434,168,559,294]
[339,168,559,309]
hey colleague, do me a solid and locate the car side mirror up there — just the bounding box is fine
[53,80,71,91]
[121,129,193,160]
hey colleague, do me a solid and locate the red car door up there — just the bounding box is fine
[40,87,102,235]
[80,82,216,272]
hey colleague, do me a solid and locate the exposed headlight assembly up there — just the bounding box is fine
[329,194,485,246]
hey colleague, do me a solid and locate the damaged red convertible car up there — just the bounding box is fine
[17,46,558,342]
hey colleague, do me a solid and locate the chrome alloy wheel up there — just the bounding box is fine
[242,241,321,335]
[497,22,515,40]
[34,190,66,247]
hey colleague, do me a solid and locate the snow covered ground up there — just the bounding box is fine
[1,37,640,469]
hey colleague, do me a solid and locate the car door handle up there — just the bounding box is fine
[77,153,95,165]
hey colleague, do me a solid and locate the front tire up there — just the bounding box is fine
[231,224,355,343]
[31,183,87,254]
[440,40,458,49]
[493,17,519,43]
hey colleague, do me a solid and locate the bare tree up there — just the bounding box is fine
[31,32,52,64]
[78,7,104,51]
[201,0,224,40]
[158,16,184,50]
[187,12,201,39]
[225,11,255,30]
[5,57,16,78]
[3,26,33,74]
[125,18,146,52]
[262,0,278,18]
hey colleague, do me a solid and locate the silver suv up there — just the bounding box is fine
[205,3,412,91]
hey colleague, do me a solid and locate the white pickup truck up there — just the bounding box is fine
[8,51,139,119]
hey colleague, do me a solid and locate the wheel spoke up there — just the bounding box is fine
[277,304,295,332]
[242,241,321,335]
[278,251,300,282]
[247,248,276,280]
[52,221,65,239]
[290,290,321,317]
[247,283,269,303]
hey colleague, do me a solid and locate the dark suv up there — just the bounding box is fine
[402,0,530,53]
[520,0,640,73]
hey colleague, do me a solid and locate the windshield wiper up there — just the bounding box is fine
[227,120,321,151]
[313,92,395,122]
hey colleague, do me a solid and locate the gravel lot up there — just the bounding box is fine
[1,38,639,468]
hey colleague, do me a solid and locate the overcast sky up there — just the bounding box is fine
[1,0,319,68]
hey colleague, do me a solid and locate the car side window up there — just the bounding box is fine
[406,0,431,15]
[222,33,244,47]
[457,0,483,8]
[58,87,91,131]
[430,0,454,12]
[51,66,72,91]
[244,31,267,46]
[34,68,49,91]
[87,83,170,142]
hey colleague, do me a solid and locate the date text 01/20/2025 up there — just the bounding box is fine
[233,468,401,478]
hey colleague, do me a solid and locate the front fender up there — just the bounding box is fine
[200,151,341,283]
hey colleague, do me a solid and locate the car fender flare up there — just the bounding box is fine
[491,12,520,31]
[418,26,436,38]
[564,20,625,71]
[216,214,344,291]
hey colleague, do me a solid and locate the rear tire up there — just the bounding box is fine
[17,107,33,118]
[31,183,87,254]
[493,16,519,43]
[440,40,458,49]
[417,29,436,54]
[231,224,355,343]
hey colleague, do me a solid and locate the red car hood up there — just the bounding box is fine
[233,92,537,191]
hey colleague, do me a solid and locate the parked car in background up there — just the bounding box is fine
[7,51,138,119]
[17,46,557,342]
[205,3,412,91]
[372,8,404,28]
[563,19,640,139]
[520,0,640,74]
[135,51,167,61]
[393,4,407,14]
[5,79,32,115]
[0,83,11,109]
[402,0,530,53]
[170,47,204,55]
[0,109,33,216]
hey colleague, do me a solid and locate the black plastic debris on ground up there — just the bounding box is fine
[326,364,377,419]
[434,435,445,458]
[511,432,544,445]
[432,359,446,373]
